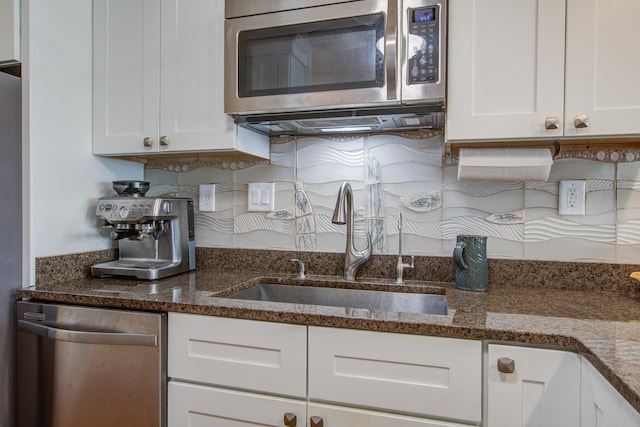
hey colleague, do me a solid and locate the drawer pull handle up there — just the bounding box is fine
[310,416,324,427]
[574,114,590,129]
[497,357,515,373]
[160,135,169,146]
[143,137,153,148]
[284,412,297,427]
[544,116,560,130]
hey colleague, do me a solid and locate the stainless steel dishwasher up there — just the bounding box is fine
[16,301,166,427]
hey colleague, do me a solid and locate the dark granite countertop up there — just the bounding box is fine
[17,269,640,413]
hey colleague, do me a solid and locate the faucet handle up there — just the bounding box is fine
[404,255,415,269]
[291,259,306,280]
[395,255,415,284]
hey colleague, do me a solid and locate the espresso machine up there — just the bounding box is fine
[91,180,195,279]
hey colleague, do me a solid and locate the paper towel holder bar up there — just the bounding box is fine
[445,136,640,161]
[445,141,560,160]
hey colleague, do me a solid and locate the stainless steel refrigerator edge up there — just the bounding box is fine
[0,70,21,427]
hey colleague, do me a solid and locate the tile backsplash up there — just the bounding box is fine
[144,131,640,264]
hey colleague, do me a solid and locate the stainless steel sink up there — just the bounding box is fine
[226,283,447,315]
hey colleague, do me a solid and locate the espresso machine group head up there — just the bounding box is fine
[91,181,195,280]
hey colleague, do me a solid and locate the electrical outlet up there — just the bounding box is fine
[199,184,215,212]
[559,180,586,216]
[248,182,275,212]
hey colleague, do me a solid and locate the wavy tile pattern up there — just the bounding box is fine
[144,132,640,263]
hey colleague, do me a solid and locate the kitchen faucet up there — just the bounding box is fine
[332,182,372,281]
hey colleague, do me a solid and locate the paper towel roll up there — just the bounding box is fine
[457,147,553,182]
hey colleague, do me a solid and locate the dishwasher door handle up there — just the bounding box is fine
[18,320,158,347]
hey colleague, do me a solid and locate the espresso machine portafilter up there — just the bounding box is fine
[91,180,195,280]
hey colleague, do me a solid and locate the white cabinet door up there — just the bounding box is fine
[621,397,640,427]
[159,0,267,157]
[564,0,640,137]
[160,0,228,152]
[93,0,160,155]
[168,313,307,399]
[307,403,471,427]
[160,0,255,154]
[308,327,482,423]
[446,0,566,141]
[581,357,640,427]
[169,381,307,427]
[0,0,20,64]
[487,344,580,427]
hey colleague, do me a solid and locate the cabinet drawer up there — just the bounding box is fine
[169,313,307,398]
[308,403,473,427]
[169,381,306,427]
[308,327,482,423]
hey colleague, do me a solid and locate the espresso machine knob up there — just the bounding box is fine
[162,201,172,214]
[119,206,130,219]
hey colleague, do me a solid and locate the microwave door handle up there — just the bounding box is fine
[17,320,158,347]
[385,0,399,101]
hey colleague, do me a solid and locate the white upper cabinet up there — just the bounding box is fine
[564,0,640,138]
[446,0,640,142]
[93,0,269,158]
[0,0,20,65]
[446,0,566,141]
[93,0,160,155]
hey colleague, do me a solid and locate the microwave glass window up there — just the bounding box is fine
[238,14,385,97]
[413,8,436,23]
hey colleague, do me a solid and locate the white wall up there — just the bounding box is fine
[23,0,143,285]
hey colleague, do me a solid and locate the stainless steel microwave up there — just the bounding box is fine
[224,0,447,136]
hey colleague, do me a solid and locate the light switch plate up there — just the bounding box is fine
[559,180,586,216]
[199,184,215,212]
[248,182,275,212]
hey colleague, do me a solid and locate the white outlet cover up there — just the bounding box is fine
[248,182,275,212]
[199,184,215,212]
[559,180,586,216]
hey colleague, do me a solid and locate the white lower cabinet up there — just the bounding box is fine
[168,314,482,427]
[169,381,306,427]
[581,357,640,427]
[167,314,640,427]
[487,344,581,427]
[308,327,482,424]
[168,313,307,398]
[307,403,470,427]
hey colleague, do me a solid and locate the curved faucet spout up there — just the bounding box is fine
[332,182,372,281]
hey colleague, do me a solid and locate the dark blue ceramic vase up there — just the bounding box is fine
[453,235,488,291]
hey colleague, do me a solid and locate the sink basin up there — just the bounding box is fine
[226,283,447,315]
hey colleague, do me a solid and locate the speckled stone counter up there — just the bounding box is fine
[17,268,640,413]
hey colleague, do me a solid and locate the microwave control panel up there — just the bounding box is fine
[407,5,441,85]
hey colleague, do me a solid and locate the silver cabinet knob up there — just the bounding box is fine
[574,114,590,129]
[310,416,324,427]
[284,413,297,427]
[544,116,560,130]
[160,135,169,146]
[497,357,515,373]
[143,137,153,148]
